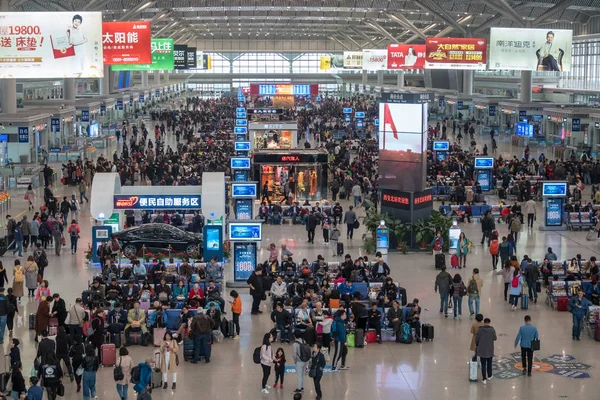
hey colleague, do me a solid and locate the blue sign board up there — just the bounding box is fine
[542,182,567,197]
[546,198,564,226]
[100,105,106,113]
[474,157,494,169]
[376,227,389,249]
[234,141,251,152]
[233,242,257,281]
[236,107,246,113]
[204,226,222,251]
[515,122,534,137]
[356,119,363,129]
[117,100,123,110]
[457,101,463,110]
[572,118,581,132]
[234,198,253,220]
[139,94,144,102]
[433,141,449,151]
[438,99,445,108]
[17,127,28,143]
[229,223,262,241]
[488,105,496,116]
[231,157,251,169]
[316,96,321,102]
[232,183,257,198]
[374,119,379,126]
[236,111,247,119]
[234,126,248,134]
[354,111,365,119]
[49,147,61,153]
[235,134,247,142]
[81,110,89,122]
[343,108,352,114]
[233,169,249,182]
[344,115,351,123]
[235,119,247,126]
[50,118,60,133]
[113,194,201,210]
[519,110,527,121]
[477,169,492,192]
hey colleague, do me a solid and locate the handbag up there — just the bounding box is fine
[75,365,84,376]
[353,220,360,229]
[531,338,540,351]
[24,194,28,200]
[61,236,66,246]
[37,273,43,284]
[175,354,179,366]
[57,382,65,397]
[113,357,124,381]
[17,315,23,328]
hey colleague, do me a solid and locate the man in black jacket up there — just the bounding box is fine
[306,211,317,243]
[481,211,496,246]
[367,302,382,343]
[51,293,67,329]
[36,330,56,364]
[270,303,292,343]
[247,267,265,315]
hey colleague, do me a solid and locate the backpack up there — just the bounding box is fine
[397,322,413,344]
[70,200,77,211]
[130,366,140,383]
[70,225,78,237]
[253,347,262,364]
[298,340,311,362]
[113,358,124,382]
[467,277,479,296]
[511,275,519,288]
[511,219,521,232]
[34,250,48,268]
[433,239,442,252]
[489,240,499,255]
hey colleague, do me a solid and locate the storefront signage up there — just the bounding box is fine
[343,51,363,69]
[111,38,174,71]
[235,119,247,126]
[343,108,353,114]
[0,12,103,78]
[457,101,463,110]
[230,157,251,169]
[433,141,449,151]
[50,118,60,132]
[231,183,257,198]
[117,100,123,110]
[355,112,365,119]
[488,105,496,116]
[81,110,89,122]
[572,118,581,132]
[361,48,387,71]
[229,222,262,241]
[380,92,432,104]
[17,127,28,143]
[102,21,152,65]
[234,141,251,152]
[387,44,426,70]
[542,182,567,197]
[474,157,494,169]
[113,194,201,209]
[255,84,313,96]
[173,44,187,69]
[234,127,247,134]
[253,153,328,164]
[49,147,60,152]
[248,108,283,114]
[233,242,257,281]
[425,37,487,70]
[489,28,573,71]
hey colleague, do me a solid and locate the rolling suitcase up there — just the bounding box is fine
[183,337,194,361]
[365,330,378,343]
[29,313,36,330]
[355,328,365,348]
[521,294,529,310]
[337,242,344,256]
[536,281,541,293]
[450,254,459,268]
[557,297,569,312]
[0,355,9,393]
[153,327,166,347]
[220,318,230,338]
[469,356,478,382]
[435,253,445,270]
[101,342,117,366]
[151,352,162,388]
[421,324,434,341]
[48,318,59,336]
[228,320,235,338]
[398,287,408,306]
[128,331,142,345]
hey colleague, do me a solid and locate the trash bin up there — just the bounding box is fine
[19,155,28,164]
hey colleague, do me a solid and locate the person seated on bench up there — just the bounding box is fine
[188,282,205,307]
[372,256,391,280]
[406,302,422,343]
[338,279,354,306]
[206,302,221,327]
[304,277,319,294]
[105,278,122,301]
[108,303,127,329]
[155,278,172,305]
[206,257,220,281]
[586,278,600,305]
[271,302,292,344]
[288,279,305,307]
[310,301,325,328]
[88,279,104,308]
[296,299,312,330]
[289,202,301,224]
[270,276,287,308]
[387,301,403,337]
[140,281,154,303]
[367,302,382,343]
[259,202,270,223]
[174,306,195,341]
[381,277,398,306]
[173,280,188,304]
[340,255,354,281]
[206,280,225,311]
[122,279,140,307]
[151,261,166,285]
[125,301,148,346]
[178,258,194,283]
[132,261,147,281]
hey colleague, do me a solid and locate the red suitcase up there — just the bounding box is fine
[101,343,116,366]
[557,297,569,312]
[48,318,59,336]
[365,330,378,343]
[450,254,459,268]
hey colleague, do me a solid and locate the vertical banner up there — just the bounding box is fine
[102,21,152,65]
[387,44,426,70]
[173,44,187,69]
[0,12,104,78]
[111,38,174,71]
[425,37,487,70]
[186,47,197,69]
[319,55,331,70]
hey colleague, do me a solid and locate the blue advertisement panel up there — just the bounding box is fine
[113,194,201,210]
[474,157,494,169]
[234,170,249,181]
[438,99,445,108]
[234,199,253,220]
[17,127,29,143]
[50,118,60,133]
[476,169,492,192]
[236,110,247,119]
[433,141,449,151]
[235,119,247,126]
[356,119,363,129]
[542,182,567,197]
[234,126,248,134]
[117,100,123,110]
[374,119,379,126]
[343,108,352,114]
[515,122,534,137]
[519,110,527,121]
[355,111,365,119]
[205,226,221,250]
[488,105,496,116]
[232,183,257,198]
[376,228,389,249]
[546,198,564,227]
[457,101,463,110]
[344,115,351,123]
[231,158,251,169]
[139,94,144,102]
[234,141,251,152]
[233,242,257,281]
[229,223,262,241]
[235,134,247,141]
[81,110,90,122]
[436,152,447,161]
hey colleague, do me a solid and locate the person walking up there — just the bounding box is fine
[351,182,362,208]
[306,211,317,244]
[569,289,591,341]
[55,326,74,381]
[247,267,265,315]
[496,261,515,302]
[330,222,341,257]
[68,338,85,393]
[25,184,36,210]
[70,195,80,223]
[159,331,179,390]
[38,351,63,400]
[509,270,524,311]
[11,223,23,257]
[451,274,466,319]
[467,268,483,318]
[343,205,357,240]
[23,255,38,299]
[115,347,133,400]
[80,345,99,400]
[475,318,497,384]
[51,218,63,256]
[509,216,522,243]
[78,180,89,204]
[6,288,18,337]
[331,310,348,371]
[524,262,540,304]
[309,343,326,400]
[489,235,500,270]
[67,219,81,255]
[292,330,311,394]
[434,267,453,318]
[514,315,539,377]
[259,332,273,394]
[470,314,484,356]
[67,298,86,344]
[525,198,536,228]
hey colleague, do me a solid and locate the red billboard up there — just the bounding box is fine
[102,21,152,65]
[387,44,426,70]
[425,38,487,70]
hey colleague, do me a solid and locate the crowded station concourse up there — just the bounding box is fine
[0,2,599,400]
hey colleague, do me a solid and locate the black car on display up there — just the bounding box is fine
[113,223,202,258]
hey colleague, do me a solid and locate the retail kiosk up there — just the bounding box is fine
[541,181,568,231]
[252,149,329,202]
[249,121,298,150]
[473,157,494,192]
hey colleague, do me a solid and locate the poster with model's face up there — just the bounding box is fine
[0,12,103,78]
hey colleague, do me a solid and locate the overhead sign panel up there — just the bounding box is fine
[387,44,426,70]
[186,47,197,69]
[0,11,104,78]
[173,44,187,69]
[102,21,152,65]
[111,38,174,71]
[489,28,573,71]
[425,37,487,70]
[343,51,363,69]
[361,49,387,71]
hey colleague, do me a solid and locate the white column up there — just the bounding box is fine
[141,71,149,88]
[0,0,15,114]
[164,70,170,83]
[64,79,76,101]
[521,71,532,103]
[362,70,368,85]
[463,70,473,96]
[99,65,110,95]
[154,70,161,85]
[376,70,384,86]
[397,71,405,89]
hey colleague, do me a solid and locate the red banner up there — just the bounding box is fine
[387,44,426,70]
[102,21,152,65]
[425,38,487,70]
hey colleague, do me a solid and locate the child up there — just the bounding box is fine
[229,290,242,339]
[26,377,43,400]
[9,339,20,370]
[272,347,286,389]
[10,361,25,400]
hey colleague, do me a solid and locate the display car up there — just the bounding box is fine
[113,223,202,257]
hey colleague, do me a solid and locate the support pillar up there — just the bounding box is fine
[0,0,15,114]
[376,70,384,86]
[521,70,532,103]
[64,79,76,101]
[362,70,368,85]
[397,71,405,89]
[153,70,161,85]
[462,70,473,96]
[164,70,170,83]
[99,65,110,96]
[141,71,149,88]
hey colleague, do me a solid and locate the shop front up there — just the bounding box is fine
[543,107,591,150]
[75,100,102,140]
[0,110,52,164]
[252,150,328,202]
[249,122,298,150]
[445,95,473,120]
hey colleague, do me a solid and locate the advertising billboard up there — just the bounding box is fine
[173,44,187,69]
[186,47,197,69]
[229,223,262,241]
[515,122,534,137]
[546,198,564,226]
[113,194,201,209]
[433,141,449,151]
[387,44,426,70]
[542,182,567,197]
[231,183,257,198]
[474,157,494,169]
[361,49,387,71]
[233,242,257,281]
[230,157,251,169]
[0,12,104,78]
[319,54,343,70]
[234,199,253,220]
[102,21,151,65]
[425,37,487,70]
[112,38,174,71]
[489,28,573,71]
[343,51,363,69]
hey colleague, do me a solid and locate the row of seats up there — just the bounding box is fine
[566,212,595,230]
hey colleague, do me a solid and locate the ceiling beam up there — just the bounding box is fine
[363,20,396,43]
[154,20,179,36]
[405,23,437,44]
[386,12,427,40]
[339,32,363,50]
[483,0,525,26]
[416,0,467,35]
[533,0,577,25]
[328,36,352,51]
[349,26,378,47]
[434,16,472,38]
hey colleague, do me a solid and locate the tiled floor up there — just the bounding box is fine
[3,122,599,400]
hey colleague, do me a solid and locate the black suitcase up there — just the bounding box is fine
[422,324,434,341]
[228,320,235,338]
[183,337,194,361]
[110,332,122,348]
[435,253,445,270]
[399,287,407,306]
[0,356,9,392]
[29,313,36,330]
[536,281,541,293]
[128,331,142,345]
[0,237,7,257]
[337,242,344,256]
[220,318,230,338]
[498,188,506,199]
[355,328,365,348]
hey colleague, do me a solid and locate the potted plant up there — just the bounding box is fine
[390,220,411,254]
[412,219,434,249]
[362,236,376,254]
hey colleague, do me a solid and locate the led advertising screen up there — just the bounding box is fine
[231,183,257,198]
[233,242,257,281]
[234,127,248,134]
[234,141,251,152]
[425,37,487,70]
[433,141,449,151]
[233,169,248,182]
[546,198,564,226]
[376,228,389,249]
[231,158,251,169]
[235,119,247,126]
[387,44,426,70]
[0,12,104,78]
[205,226,221,250]
[542,182,567,197]
[476,169,492,192]
[361,49,387,71]
[113,194,201,209]
[474,157,494,169]
[489,28,573,71]
[378,102,426,192]
[102,21,151,65]
[173,44,187,69]
[234,199,253,220]
[229,223,262,241]
[515,123,534,137]
[112,38,174,71]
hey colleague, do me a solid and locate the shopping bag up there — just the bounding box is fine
[16,315,23,328]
